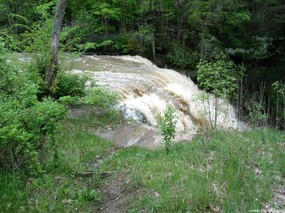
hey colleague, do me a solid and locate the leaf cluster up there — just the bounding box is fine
[197,54,244,99]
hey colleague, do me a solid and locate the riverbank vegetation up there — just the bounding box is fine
[1,116,284,212]
[0,0,285,212]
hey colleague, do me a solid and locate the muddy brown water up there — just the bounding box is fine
[72,55,246,148]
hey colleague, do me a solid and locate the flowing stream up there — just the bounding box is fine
[72,55,246,148]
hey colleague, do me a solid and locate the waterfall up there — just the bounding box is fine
[73,55,246,147]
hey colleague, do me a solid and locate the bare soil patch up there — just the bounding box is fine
[98,170,144,213]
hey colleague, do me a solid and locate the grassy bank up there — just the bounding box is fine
[1,117,284,212]
[0,117,115,212]
[101,128,284,212]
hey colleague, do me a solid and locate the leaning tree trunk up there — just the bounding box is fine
[45,0,68,89]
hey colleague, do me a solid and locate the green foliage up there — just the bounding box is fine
[8,13,31,32]
[0,44,19,95]
[0,30,21,51]
[166,43,198,70]
[18,17,53,97]
[0,117,115,212]
[132,25,154,52]
[0,95,65,174]
[226,12,251,26]
[34,1,56,20]
[113,34,139,54]
[1,7,53,53]
[93,2,121,21]
[134,25,153,42]
[0,42,65,174]
[52,71,88,99]
[21,20,52,53]
[245,99,268,127]
[196,53,244,128]
[157,105,177,154]
[23,34,89,101]
[82,86,118,109]
[272,81,285,94]
[272,81,285,129]
[76,40,114,52]
[60,25,82,52]
[197,54,244,98]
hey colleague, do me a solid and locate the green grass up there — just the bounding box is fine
[55,117,115,173]
[0,117,114,212]
[102,128,285,212]
[1,115,284,212]
[0,172,27,212]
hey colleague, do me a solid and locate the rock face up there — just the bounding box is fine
[73,55,247,147]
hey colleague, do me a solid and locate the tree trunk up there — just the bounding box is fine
[45,0,68,89]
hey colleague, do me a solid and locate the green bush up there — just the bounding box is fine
[245,99,268,127]
[196,53,244,128]
[166,43,198,70]
[197,54,243,98]
[113,34,139,54]
[52,71,88,99]
[26,53,88,100]
[0,42,66,174]
[157,105,177,154]
[82,86,118,109]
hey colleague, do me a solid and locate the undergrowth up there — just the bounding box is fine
[0,118,115,212]
[1,116,284,212]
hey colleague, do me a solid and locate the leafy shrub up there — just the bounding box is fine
[245,99,268,127]
[196,53,244,128]
[26,53,88,100]
[113,34,139,54]
[0,97,65,173]
[21,20,52,53]
[0,29,22,51]
[197,54,243,99]
[166,43,198,70]
[0,42,65,174]
[82,86,118,109]
[157,106,177,154]
[52,71,88,99]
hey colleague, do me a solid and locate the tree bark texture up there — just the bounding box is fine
[45,0,68,88]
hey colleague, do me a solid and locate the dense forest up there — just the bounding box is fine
[0,0,285,129]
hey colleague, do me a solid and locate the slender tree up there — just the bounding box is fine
[45,0,68,88]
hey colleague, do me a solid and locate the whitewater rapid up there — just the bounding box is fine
[72,55,245,147]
